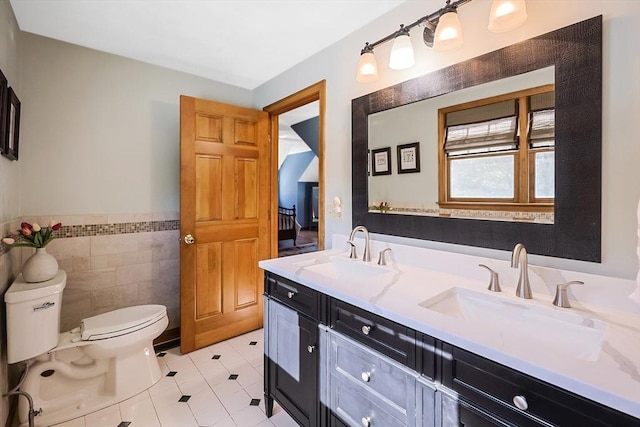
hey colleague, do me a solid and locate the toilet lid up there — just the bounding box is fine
[81,304,167,341]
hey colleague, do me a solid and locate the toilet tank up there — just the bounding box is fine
[5,270,66,364]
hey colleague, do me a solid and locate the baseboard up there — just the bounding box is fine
[153,327,180,352]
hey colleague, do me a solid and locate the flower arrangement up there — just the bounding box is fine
[370,202,392,213]
[2,221,62,248]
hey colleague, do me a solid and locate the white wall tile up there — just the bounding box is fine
[91,234,138,256]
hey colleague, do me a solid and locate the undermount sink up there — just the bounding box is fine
[420,287,607,361]
[300,256,393,281]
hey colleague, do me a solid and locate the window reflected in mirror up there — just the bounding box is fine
[367,66,554,224]
[439,85,554,214]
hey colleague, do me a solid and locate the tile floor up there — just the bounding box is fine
[53,329,298,427]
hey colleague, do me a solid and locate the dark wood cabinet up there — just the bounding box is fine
[266,308,319,426]
[264,272,639,427]
[264,272,326,427]
[441,343,639,427]
[330,298,417,370]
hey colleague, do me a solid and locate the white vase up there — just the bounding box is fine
[22,248,59,283]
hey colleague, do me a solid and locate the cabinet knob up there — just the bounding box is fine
[513,395,528,411]
[287,291,295,299]
[307,345,315,353]
[361,371,371,382]
[361,416,371,427]
[361,325,371,335]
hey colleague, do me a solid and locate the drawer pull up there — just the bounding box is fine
[287,291,295,299]
[361,416,371,427]
[307,345,315,353]
[513,395,528,411]
[361,325,371,335]
[361,371,371,382]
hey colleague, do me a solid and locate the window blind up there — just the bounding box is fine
[444,100,518,155]
[529,92,555,148]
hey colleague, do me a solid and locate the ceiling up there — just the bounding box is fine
[10,0,406,90]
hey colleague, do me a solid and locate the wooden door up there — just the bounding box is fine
[180,95,270,353]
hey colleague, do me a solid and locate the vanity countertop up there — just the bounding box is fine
[259,247,640,418]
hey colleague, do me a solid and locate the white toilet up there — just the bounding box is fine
[5,270,169,427]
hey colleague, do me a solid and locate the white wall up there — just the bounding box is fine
[253,0,640,280]
[19,32,253,216]
[0,0,22,424]
[0,0,20,223]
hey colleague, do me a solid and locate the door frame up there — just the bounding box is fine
[263,80,326,256]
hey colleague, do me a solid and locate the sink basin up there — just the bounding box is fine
[420,287,607,361]
[301,256,393,281]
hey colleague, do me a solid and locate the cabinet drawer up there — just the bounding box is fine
[331,374,408,427]
[266,273,324,321]
[442,344,638,427]
[329,330,417,415]
[330,299,416,369]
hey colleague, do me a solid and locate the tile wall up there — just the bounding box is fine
[1,212,181,333]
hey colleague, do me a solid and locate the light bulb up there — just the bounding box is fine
[356,48,379,83]
[389,27,415,70]
[488,0,528,33]
[433,10,464,51]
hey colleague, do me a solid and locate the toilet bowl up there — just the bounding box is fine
[5,270,169,427]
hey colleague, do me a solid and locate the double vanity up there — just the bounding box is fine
[260,234,640,426]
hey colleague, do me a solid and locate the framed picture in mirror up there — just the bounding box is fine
[2,87,20,161]
[397,142,420,174]
[0,69,7,156]
[372,147,391,176]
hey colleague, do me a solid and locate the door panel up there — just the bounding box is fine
[234,239,259,308]
[181,95,270,353]
[195,155,223,221]
[235,158,258,219]
[195,243,222,319]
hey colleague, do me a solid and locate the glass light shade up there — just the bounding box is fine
[488,0,527,32]
[433,11,464,52]
[389,33,415,70]
[356,51,379,83]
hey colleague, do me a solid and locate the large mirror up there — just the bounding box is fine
[352,16,602,262]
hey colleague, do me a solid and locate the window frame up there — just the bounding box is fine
[438,84,554,212]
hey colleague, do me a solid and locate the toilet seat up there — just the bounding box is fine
[81,304,167,341]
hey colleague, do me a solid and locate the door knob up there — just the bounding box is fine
[183,234,195,245]
[307,345,315,353]
[361,325,371,335]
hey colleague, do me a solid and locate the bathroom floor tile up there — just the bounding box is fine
[84,405,122,427]
[51,328,298,427]
[119,396,161,427]
[52,417,86,427]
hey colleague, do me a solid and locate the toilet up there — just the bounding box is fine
[5,270,169,427]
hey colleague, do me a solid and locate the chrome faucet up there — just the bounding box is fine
[348,225,371,262]
[511,243,532,299]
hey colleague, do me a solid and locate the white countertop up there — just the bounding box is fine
[259,239,640,418]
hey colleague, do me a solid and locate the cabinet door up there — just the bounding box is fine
[268,301,318,426]
[416,379,436,427]
[441,392,514,427]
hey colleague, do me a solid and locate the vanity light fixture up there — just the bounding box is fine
[488,0,528,32]
[355,0,528,83]
[356,43,379,83]
[433,6,464,51]
[389,24,415,70]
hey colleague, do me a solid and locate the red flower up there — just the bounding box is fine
[21,222,32,230]
[51,223,62,231]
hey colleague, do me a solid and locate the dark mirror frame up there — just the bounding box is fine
[352,16,602,262]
